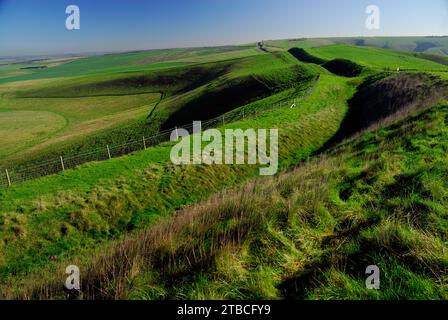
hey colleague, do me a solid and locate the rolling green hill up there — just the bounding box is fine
[2,74,448,300]
[266,36,448,55]
[306,45,446,72]
[0,71,355,290]
[0,51,313,170]
[0,39,447,300]
[0,46,260,84]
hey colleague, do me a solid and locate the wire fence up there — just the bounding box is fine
[0,75,320,188]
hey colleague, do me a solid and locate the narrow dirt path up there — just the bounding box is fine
[147,91,165,119]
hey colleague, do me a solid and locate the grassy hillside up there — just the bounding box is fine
[306,45,447,72]
[0,72,356,287]
[0,39,447,300]
[0,52,313,170]
[159,52,314,128]
[266,36,448,55]
[326,73,448,145]
[0,46,264,166]
[2,44,444,171]
[2,90,447,300]
[0,46,260,84]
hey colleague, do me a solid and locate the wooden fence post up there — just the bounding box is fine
[60,156,65,171]
[107,145,112,159]
[5,169,11,187]
[143,136,147,150]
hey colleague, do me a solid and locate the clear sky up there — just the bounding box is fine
[0,0,447,56]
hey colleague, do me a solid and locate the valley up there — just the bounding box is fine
[0,36,447,300]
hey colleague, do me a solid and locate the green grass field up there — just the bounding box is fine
[0,37,447,300]
[306,45,447,72]
[0,71,354,285]
[266,36,448,55]
[0,50,309,168]
[2,41,446,170]
[0,92,161,162]
[16,101,446,300]
[0,46,260,84]
[0,45,263,163]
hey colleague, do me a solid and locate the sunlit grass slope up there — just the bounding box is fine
[0,73,354,287]
[0,52,312,168]
[306,45,447,72]
[2,93,447,300]
[0,46,260,84]
[1,40,447,300]
[266,36,448,55]
[0,93,160,161]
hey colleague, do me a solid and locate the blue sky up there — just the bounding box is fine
[0,0,447,56]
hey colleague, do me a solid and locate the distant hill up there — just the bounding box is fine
[266,36,448,55]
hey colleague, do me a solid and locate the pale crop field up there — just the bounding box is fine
[0,92,161,161]
[0,110,67,158]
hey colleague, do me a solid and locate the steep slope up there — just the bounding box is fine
[0,73,354,288]
[1,44,447,301]
[4,100,447,300]
[288,48,363,77]
[160,52,314,128]
[1,53,313,170]
[326,73,448,146]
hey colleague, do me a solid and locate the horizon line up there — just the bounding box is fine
[2,34,448,59]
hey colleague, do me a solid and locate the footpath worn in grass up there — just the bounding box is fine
[0,73,354,285]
